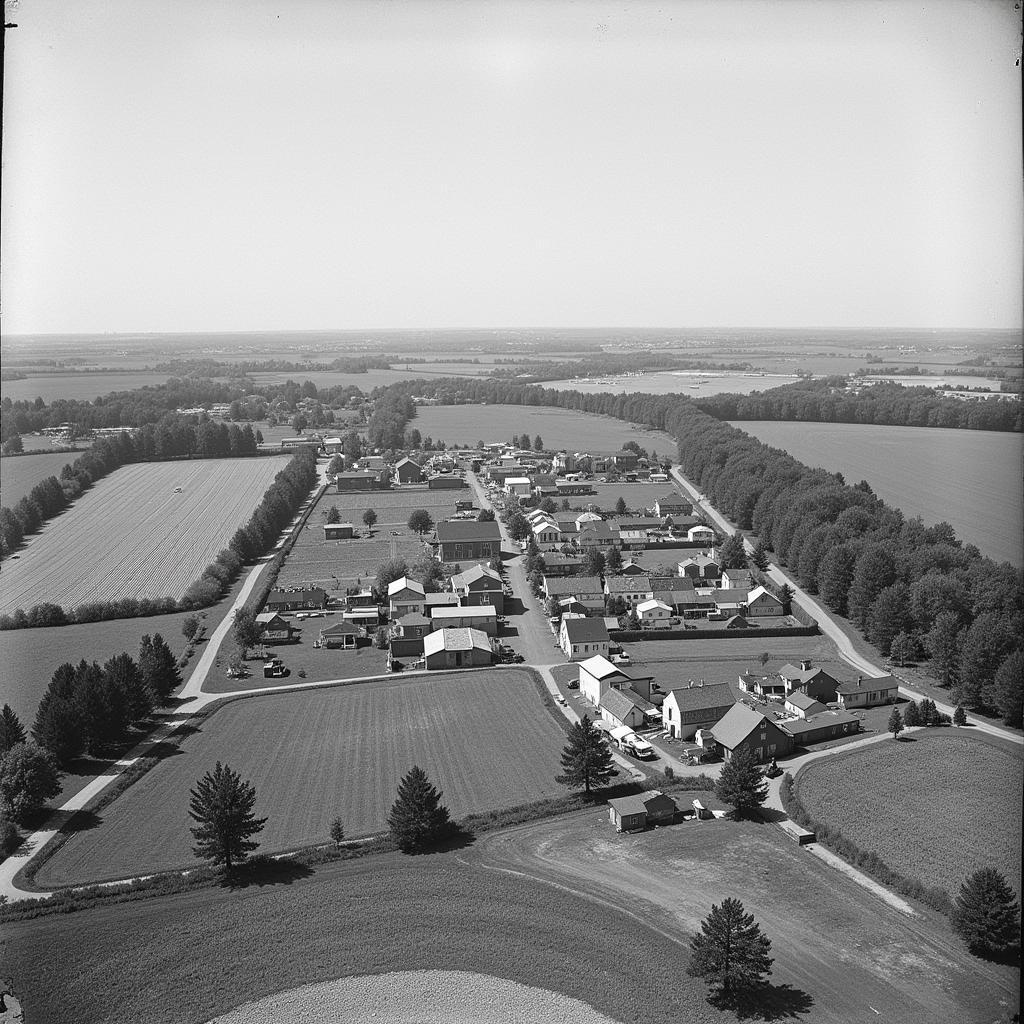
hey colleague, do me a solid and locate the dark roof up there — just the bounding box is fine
[724,615,751,628]
[713,589,750,605]
[780,710,860,736]
[395,611,431,627]
[657,493,691,506]
[434,520,501,542]
[712,704,774,750]
[268,587,326,602]
[321,621,361,635]
[836,675,899,695]
[545,575,603,596]
[563,618,610,643]
[600,688,644,723]
[665,682,736,714]
[605,575,653,593]
[785,691,823,712]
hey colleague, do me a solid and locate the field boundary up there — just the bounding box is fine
[610,623,818,642]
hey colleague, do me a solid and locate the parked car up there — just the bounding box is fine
[555,695,567,706]
[611,652,631,665]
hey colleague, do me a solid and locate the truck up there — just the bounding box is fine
[263,658,288,678]
[609,725,656,760]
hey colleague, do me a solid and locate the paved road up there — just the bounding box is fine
[669,466,1022,746]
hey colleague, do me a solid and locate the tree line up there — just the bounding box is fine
[695,378,1021,432]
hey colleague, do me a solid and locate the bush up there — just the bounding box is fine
[0,811,20,857]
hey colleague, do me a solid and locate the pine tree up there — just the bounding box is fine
[887,705,903,740]
[951,868,1020,959]
[992,648,1023,727]
[687,897,774,993]
[555,715,615,796]
[903,701,921,727]
[75,660,130,754]
[751,542,769,572]
[718,533,747,570]
[188,761,266,872]
[387,765,451,853]
[139,633,182,702]
[953,704,967,726]
[715,749,768,820]
[615,496,627,515]
[605,546,623,572]
[329,816,346,847]
[925,610,961,689]
[104,652,153,724]
[0,705,27,754]
[583,548,605,577]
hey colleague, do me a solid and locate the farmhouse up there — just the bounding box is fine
[655,494,692,518]
[266,587,327,612]
[543,575,605,612]
[738,672,787,698]
[560,616,610,661]
[608,791,678,833]
[323,522,355,540]
[599,687,655,730]
[604,575,654,605]
[434,520,501,562]
[780,709,861,745]
[721,568,753,590]
[661,683,736,740]
[319,621,362,649]
[746,585,784,615]
[784,691,827,718]
[394,457,424,484]
[779,661,840,702]
[429,605,498,636]
[387,577,426,618]
[636,598,672,628]
[422,627,493,670]
[255,612,295,643]
[336,470,389,492]
[449,564,504,613]
[677,554,721,583]
[713,704,793,763]
[835,675,900,709]
[578,654,655,704]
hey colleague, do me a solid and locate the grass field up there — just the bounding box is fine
[36,669,568,886]
[411,404,673,454]
[0,456,289,615]
[0,371,176,404]
[796,731,1023,895]
[276,486,468,587]
[0,451,77,507]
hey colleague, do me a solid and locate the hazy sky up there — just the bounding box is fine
[1,0,1021,334]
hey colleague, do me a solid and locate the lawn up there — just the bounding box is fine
[0,456,290,615]
[411,404,673,454]
[36,669,568,886]
[796,731,1023,895]
[0,451,80,506]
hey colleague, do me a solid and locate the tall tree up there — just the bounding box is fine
[506,511,530,542]
[687,897,774,994]
[232,608,263,659]
[583,548,606,577]
[925,610,962,690]
[848,543,897,628]
[887,705,903,740]
[0,743,61,824]
[75,661,130,754]
[0,705,27,754]
[992,648,1023,727]
[615,496,627,515]
[387,765,451,853]
[362,508,377,534]
[555,715,615,795]
[816,543,857,616]
[717,533,747,570]
[407,509,434,537]
[951,868,1020,959]
[888,631,917,668]
[182,615,201,643]
[533,434,544,451]
[605,546,623,572]
[188,761,266,872]
[957,611,1018,708]
[104,652,154,724]
[375,556,410,596]
[477,508,495,522]
[139,634,182,702]
[750,541,769,572]
[715,749,768,820]
[326,505,341,524]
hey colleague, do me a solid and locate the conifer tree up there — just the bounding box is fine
[75,660,130,754]
[887,705,903,740]
[605,546,623,572]
[32,665,85,766]
[903,701,921,727]
[951,868,1020,959]
[104,652,154,724]
[715,749,768,820]
[555,715,615,796]
[139,633,182,702]
[687,897,774,994]
[188,761,266,872]
[0,705,27,754]
[751,541,769,572]
[953,704,967,727]
[388,765,451,853]
[718,533,747,570]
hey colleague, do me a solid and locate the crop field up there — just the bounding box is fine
[796,731,1023,895]
[36,669,568,886]
[0,451,76,507]
[276,487,470,587]
[0,371,175,404]
[0,457,290,615]
[412,404,672,454]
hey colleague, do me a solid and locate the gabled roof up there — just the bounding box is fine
[255,612,288,625]
[562,618,610,643]
[836,675,899,695]
[665,682,736,715]
[712,703,775,750]
[395,456,422,469]
[423,627,492,656]
[747,585,781,604]
[785,691,826,713]
[620,561,648,575]
[430,605,497,620]
[579,520,616,538]
[321,620,361,635]
[608,790,678,816]
[578,654,621,680]
[423,592,460,607]
[600,687,645,723]
[605,575,653,593]
[657,493,691,506]
[724,615,751,628]
[713,589,750,605]
[679,554,719,569]
[395,611,431,628]
[449,564,501,589]
[434,520,502,542]
[388,576,425,598]
[544,575,603,596]
[780,663,838,685]
[637,599,671,614]
[781,709,860,736]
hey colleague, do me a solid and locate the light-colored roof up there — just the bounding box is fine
[665,682,736,715]
[505,476,532,485]
[422,627,492,657]
[637,599,671,614]
[430,605,497,620]
[712,703,773,750]
[600,688,644,724]
[395,457,422,469]
[606,575,653,593]
[388,576,425,598]
[747,585,780,604]
[579,654,620,680]
[449,564,501,589]
[785,691,824,712]
[781,709,860,736]
[321,621,361,635]
[255,612,286,624]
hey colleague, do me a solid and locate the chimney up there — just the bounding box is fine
[857,676,862,688]
[800,660,812,671]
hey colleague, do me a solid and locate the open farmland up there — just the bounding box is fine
[0,371,176,404]
[412,404,672,453]
[0,456,289,615]
[0,451,76,507]
[796,731,1023,895]
[36,669,568,886]
[277,486,469,587]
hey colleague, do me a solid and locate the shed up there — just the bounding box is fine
[319,620,361,649]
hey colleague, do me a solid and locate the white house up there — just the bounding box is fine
[687,524,716,544]
[746,585,785,616]
[504,477,533,497]
[560,617,609,661]
[578,654,654,704]
[532,518,562,547]
[636,598,672,628]
[387,576,426,618]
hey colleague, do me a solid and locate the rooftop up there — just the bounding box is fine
[665,682,736,714]
[423,627,492,656]
[562,618,610,643]
[434,520,502,542]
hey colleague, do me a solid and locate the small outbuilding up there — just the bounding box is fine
[319,621,362,649]
[324,522,355,540]
[608,791,678,833]
[422,627,493,670]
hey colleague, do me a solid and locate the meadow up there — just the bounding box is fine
[728,421,1023,565]
[0,456,289,616]
[36,669,568,886]
[796,731,1023,895]
[0,451,78,506]
[0,371,176,404]
[411,404,672,453]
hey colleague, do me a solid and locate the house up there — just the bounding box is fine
[555,479,593,496]
[636,599,672,628]
[604,575,654,606]
[429,605,498,636]
[427,474,466,490]
[504,476,533,497]
[542,553,585,576]
[531,518,562,548]
[712,704,794,763]
[738,672,787,698]
[687,525,716,544]
[422,627,493,670]
[784,691,827,719]
[836,675,900,709]
[359,456,386,472]
[387,577,426,618]
[323,436,344,454]
[619,560,648,576]
[423,592,461,610]
[434,520,501,562]
[324,522,354,540]
[677,554,721,583]
[531,473,558,494]
[779,661,841,702]
[712,589,750,615]
[655,494,692,518]
[449,564,504,614]
[653,588,699,616]
[543,575,605,612]
[721,568,753,590]
[578,654,655,704]
[674,590,718,618]
[661,683,736,740]
[336,470,389,492]
[780,709,861,745]
[394,457,424,484]
[266,587,327,612]
[746,585,785,616]
[599,687,654,730]
[255,612,295,643]
[389,611,432,658]
[560,617,609,661]
[608,791,678,833]
[319,620,362,649]
[577,520,619,549]
[558,597,589,618]
[614,449,640,471]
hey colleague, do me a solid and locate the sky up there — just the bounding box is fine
[1,0,1021,334]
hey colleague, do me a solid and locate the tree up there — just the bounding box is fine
[992,648,1023,727]
[888,631,916,668]
[903,701,921,727]
[714,749,768,820]
[329,816,346,847]
[104,651,154,724]
[583,548,606,577]
[0,743,61,824]
[375,557,410,596]
[957,611,1018,709]
[506,511,530,542]
[407,509,434,537]
[388,765,451,853]
[615,495,627,515]
[0,705,27,754]
[718,533,747,570]
[188,761,267,872]
[953,704,967,726]
[290,413,307,434]
[0,810,20,857]
[2,433,24,455]
[473,507,494,523]
[887,705,903,740]
[327,505,341,524]
[533,434,544,451]
[255,428,264,444]
[73,661,129,755]
[951,868,1020,959]
[32,680,84,767]
[687,897,774,995]
[777,584,795,615]
[751,541,769,572]
[362,508,377,534]
[625,607,641,631]
[555,715,615,796]
[182,615,201,643]
[139,634,182,702]
[545,595,562,619]
[232,607,263,658]
[605,546,623,572]
[925,610,962,689]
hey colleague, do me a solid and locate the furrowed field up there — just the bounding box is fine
[796,731,1023,895]
[277,486,470,587]
[36,669,568,886]
[0,457,289,615]
[1,451,79,507]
